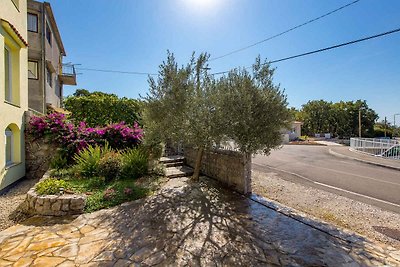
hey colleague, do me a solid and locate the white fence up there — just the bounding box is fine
[350,138,400,160]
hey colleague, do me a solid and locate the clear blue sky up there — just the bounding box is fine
[48,0,400,123]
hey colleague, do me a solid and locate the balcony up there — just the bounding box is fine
[59,63,77,85]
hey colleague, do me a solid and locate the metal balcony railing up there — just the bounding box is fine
[59,63,77,85]
[62,63,76,76]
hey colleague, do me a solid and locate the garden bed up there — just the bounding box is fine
[24,169,165,214]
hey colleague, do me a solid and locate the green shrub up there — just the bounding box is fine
[73,143,112,177]
[142,142,163,160]
[35,178,67,195]
[98,151,122,182]
[84,180,148,213]
[50,150,69,170]
[121,148,148,179]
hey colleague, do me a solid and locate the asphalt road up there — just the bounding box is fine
[253,145,400,214]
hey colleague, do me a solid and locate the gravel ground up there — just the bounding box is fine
[252,170,400,249]
[0,178,38,231]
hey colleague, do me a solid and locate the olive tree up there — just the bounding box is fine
[143,52,218,180]
[143,53,290,181]
[215,57,290,155]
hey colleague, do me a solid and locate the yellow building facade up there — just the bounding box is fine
[0,0,29,190]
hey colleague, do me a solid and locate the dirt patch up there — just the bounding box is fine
[252,170,400,249]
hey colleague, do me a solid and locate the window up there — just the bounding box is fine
[4,46,12,102]
[28,61,38,79]
[46,66,52,87]
[28,13,38,32]
[46,23,52,46]
[5,128,13,166]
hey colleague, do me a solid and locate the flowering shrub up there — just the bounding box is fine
[28,112,143,161]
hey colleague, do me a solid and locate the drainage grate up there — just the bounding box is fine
[373,226,400,241]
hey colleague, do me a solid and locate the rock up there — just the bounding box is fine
[51,201,61,211]
[61,204,69,212]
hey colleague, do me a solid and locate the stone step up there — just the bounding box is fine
[165,166,194,178]
[164,161,184,168]
[159,155,185,164]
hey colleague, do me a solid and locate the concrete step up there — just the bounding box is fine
[159,155,185,164]
[165,166,194,178]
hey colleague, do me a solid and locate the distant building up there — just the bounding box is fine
[1,0,29,190]
[27,0,76,114]
[281,121,303,143]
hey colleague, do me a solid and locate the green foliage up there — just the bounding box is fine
[98,151,122,182]
[73,143,112,177]
[84,180,148,213]
[49,150,69,170]
[121,148,149,179]
[215,57,290,154]
[64,90,142,127]
[298,100,378,138]
[35,178,67,195]
[374,122,393,138]
[144,52,290,157]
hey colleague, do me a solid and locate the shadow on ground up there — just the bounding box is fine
[0,176,398,266]
[88,177,394,266]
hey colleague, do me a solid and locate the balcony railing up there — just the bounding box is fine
[59,63,77,85]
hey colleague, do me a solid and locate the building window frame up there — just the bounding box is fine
[28,60,39,80]
[46,66,53,87]
[27,13,38,33]
[46,22,52,46]
[5,128,14,166]
[4,45,12,102]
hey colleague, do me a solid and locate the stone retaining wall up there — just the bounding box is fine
[25,111,58,180]
[20,174,87,216]
[184,147,252,194]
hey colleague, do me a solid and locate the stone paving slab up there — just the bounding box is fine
[0,177,399,266]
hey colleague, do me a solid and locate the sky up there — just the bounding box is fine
[47,0,400,123]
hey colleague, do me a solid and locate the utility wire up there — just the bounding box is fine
[211,27,400,75]
[75,27,400,77]
[75,67,158,76]
[208,0,361,62]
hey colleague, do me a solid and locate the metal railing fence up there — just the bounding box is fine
[350,138,400,159]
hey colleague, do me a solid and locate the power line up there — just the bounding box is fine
[75,27,400,77]
[75,67,157,76]
[211,27,400,75]
[208,0,361,62]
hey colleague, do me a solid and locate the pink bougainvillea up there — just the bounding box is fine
[28,112,143,161]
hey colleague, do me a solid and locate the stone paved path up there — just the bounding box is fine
[0,177,399,266]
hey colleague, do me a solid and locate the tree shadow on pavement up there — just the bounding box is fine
[91,176,395,266]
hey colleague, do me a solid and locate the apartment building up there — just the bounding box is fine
[0,0,29,190]
[27,0,76,114]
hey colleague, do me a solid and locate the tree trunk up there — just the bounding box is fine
[192,147,204,181]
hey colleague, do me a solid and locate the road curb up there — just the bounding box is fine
[328,148,400,172]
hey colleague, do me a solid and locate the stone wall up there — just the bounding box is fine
[21,187,86,216]
[25,111,58,180]
[184,147,252,194]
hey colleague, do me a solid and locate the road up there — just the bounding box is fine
[252,145,400,214]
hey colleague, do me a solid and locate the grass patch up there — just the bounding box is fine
[50,169,161,213]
